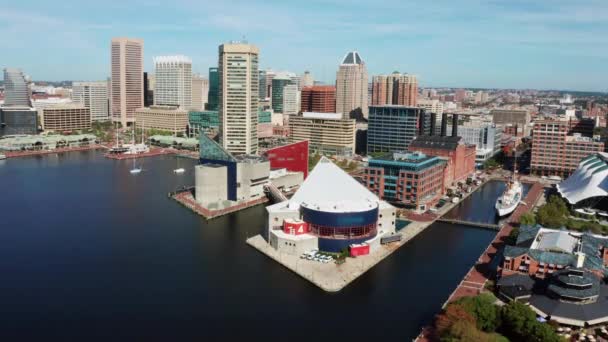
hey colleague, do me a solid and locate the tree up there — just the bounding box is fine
[536,195,569,228]
[436,304,476,336]
[506,227,520,246]
[455,293,501,332]
[519,212,536,226]
[501,301,536,339]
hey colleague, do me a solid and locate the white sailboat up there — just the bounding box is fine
[130,158,142,174]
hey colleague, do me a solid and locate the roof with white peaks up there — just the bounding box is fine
[341,51,364,65]
[268,156,385,213]
[557,153,608,204]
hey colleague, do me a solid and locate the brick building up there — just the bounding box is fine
[300,86,336,113]
[531,119,604,177]
[364,151,446,211]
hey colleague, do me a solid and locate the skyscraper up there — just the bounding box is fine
[110,37,143,127]
[336,51,368,118]
[258,70,267,99]
[3,68,31,107]
[206,67,219,111]
[191,74,209,111]
[371,72,418,107]
[301,71,314,88]
[218,42,259,155]
[367,106,429,154]
[72,81,109,121]
[153,55,192,108]
[271,74,293,113]
[282,84,299,115]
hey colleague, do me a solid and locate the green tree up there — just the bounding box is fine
[536,195,569,228]
[454,293,501,332]
[501,301,536,339]
[506,227,520,246]
[519,212,536,226]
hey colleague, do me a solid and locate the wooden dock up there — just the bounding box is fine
[436,218,501,230]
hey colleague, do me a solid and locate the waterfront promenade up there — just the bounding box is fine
[415,181,545,342]
[4,144,104,158]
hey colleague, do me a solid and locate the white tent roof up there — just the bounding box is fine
[266,157,387,214]
[557,153,608,204]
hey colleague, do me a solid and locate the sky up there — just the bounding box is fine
[2,0,608,91]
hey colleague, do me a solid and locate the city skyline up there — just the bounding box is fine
[2,0,608,91]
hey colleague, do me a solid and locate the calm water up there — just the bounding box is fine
[0,151,497,341]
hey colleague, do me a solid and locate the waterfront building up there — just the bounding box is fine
[206,67,219,111]
[409,114,476,186]
[301,71,314,88]
[266,156,396,255]
[557,153,608,210]
[301,85,336,113]
[134,105,188,135]
[371,72,418,107]
[218,42,259,155]
[110,37,144,127]
[271,74,293,113]
[446,121,502,163]
[262,140,309,179]
[531,119,604,177]
[72,81,109,122]
[40,104,91,132]
[367,105,429,154]
[282,84,299,115]
[0,107,38,136]
[491,109,530,136]
[336,51,368,118]
[153,55,192,108]
[364,151,446,211]
[191,74,209,111]
[288,112,356,156]
[0,134,97,151]
[499,224,608,326]
[3,68,31,107]
[148,135,199,150]
[188,110,219,137]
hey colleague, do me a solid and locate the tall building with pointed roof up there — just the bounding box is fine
[336,51,368,118]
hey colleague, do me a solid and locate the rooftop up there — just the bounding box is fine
[409,135,463,151]
[301,112,343,120]
[341,51,363,65]
[557,153,608,204]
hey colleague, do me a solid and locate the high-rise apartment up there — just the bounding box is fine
[3,68,31,107]
[218,42,259,155]
[72,81,109,121]
[192,74,209,111]
[371,72,418,107]
[336,51,368,118]
[110,37,143,127]
[206,67,219,111]
[301,86,336,113]
[153,55,192,108]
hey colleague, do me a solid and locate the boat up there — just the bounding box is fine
[173,168,185,174]
[129,154,142,174]
[495,156,523,217]
[0,154,6,160]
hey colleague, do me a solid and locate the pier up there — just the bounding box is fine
[435,218,500,230]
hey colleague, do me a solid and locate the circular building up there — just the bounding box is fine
[300,200,378,253]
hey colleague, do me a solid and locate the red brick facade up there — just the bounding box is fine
[409,144,476,186]
[300,86,336,113]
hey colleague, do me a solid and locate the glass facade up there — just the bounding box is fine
[271,78,292,113]
[258,110,271,123]
[206,67,219,111]
[189,110,219,128]
[0,109,38,136]
[367,106,428,154]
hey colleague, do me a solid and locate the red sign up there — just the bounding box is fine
[283,220,309,235]
[349,244,370,257]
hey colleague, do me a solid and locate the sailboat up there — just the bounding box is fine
[172,114,185,174]
[130,158,142,174]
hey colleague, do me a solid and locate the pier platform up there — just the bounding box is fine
[172,191,268,220]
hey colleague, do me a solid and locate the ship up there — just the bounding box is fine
[495,176,523,217]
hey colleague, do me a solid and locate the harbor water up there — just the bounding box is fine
[0,151,503,341]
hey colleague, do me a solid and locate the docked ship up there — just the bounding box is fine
[495,176,523,217]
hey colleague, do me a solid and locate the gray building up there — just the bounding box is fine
[0,107,38,136]
[3,68,31,107]
[259,70,267,99]
[367,105,429,154]
[491,109,530,136]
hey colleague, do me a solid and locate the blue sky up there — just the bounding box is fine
[2,0,608,91]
